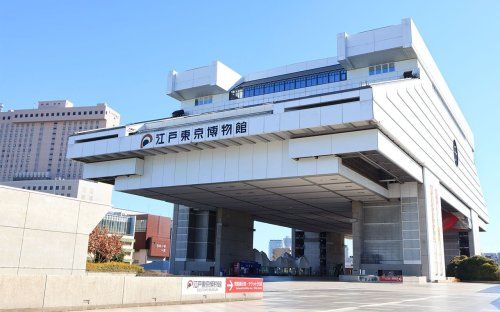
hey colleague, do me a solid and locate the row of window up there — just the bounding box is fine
[22,185,72,191]
[229,69,347,100]
[99,214,135,236]
[369,62,395,76]
[135,219,147,232]
[194,96,213,106]
[1,110,105,120]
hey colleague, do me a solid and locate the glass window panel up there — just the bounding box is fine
[275,81,284,92]
[264,83,274,94]
[284,79,295,90]
[341,70,347,80]
[389,63,395,72]
[382,64,388,73]
[243,87,254,97]
[328,72,335,83]
[254,85,264,96]
[369,67,375,75]
[296,77,306,88]
[375,65,382,74]
[306,75,317,87]
[333,72,340,82]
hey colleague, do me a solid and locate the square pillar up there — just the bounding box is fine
[469,210,481,256]
[326,232,345,276]
[352,201,363,273]
[215,208,254,276]
[421,168,446,281]
[169,204,179,274]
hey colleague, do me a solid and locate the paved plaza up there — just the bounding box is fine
[85,280,499,312]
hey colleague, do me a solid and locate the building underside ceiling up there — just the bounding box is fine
[125,174,391,233]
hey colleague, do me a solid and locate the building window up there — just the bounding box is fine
[369,62,395,76]
[194,96,213,106]
[135,219,147,232]
[229,68,347,100]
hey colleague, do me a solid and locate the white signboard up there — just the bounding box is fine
[139,120,249,150]
[181,277,225,296]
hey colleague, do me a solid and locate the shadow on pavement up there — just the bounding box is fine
[263,276,340,283]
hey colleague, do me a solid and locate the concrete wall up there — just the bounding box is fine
[326,232,345,268]
[216,208,254,274]
[443,231,460,264]
[0,185,110,275]
[0,275,263,310]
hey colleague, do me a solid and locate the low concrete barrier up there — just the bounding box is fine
[339,274,427,284]
[0,275,263,311]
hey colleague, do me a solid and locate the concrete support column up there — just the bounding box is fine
[169,204,181,275]
[215,208,254,276]
[326,232,345,268]
[469,210,481,256]
[351,201,363,273]
[421,168,446,281]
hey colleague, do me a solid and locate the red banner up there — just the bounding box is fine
[225,277,263,293]
[379,275,403,282]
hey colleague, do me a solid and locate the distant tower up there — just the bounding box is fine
[283,236,292,249]
[0,103,3,112]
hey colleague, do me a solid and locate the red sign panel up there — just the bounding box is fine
[379,275,403,282]
[225,278,263,293]
[149,236,170,257]
[378,270,403,283]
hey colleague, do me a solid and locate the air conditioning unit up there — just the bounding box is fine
[172,109,185,118]
[403,69,420,79]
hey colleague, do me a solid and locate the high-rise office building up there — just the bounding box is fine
[283,236,292,249]
[0,100,119,181]
[268,239,284,260]
[0,100,119,203]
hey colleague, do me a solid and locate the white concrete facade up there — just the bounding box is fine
[1,179,113,205]
[0,185,110,275]
[66,19,487,280]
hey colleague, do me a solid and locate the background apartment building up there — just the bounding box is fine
[133,214,172,265]
[0,100,119,203]
[98,209,138,264]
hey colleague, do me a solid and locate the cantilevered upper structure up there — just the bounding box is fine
[67,18,487,281]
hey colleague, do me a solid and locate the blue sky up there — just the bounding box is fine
[1,1,499,253]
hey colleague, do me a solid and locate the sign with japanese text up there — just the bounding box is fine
[225,277,264,293]
[377,270,403,282]
[140,120,249,149]
[181,277,225,295]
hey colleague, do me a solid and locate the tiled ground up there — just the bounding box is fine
[85,279,499,312]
